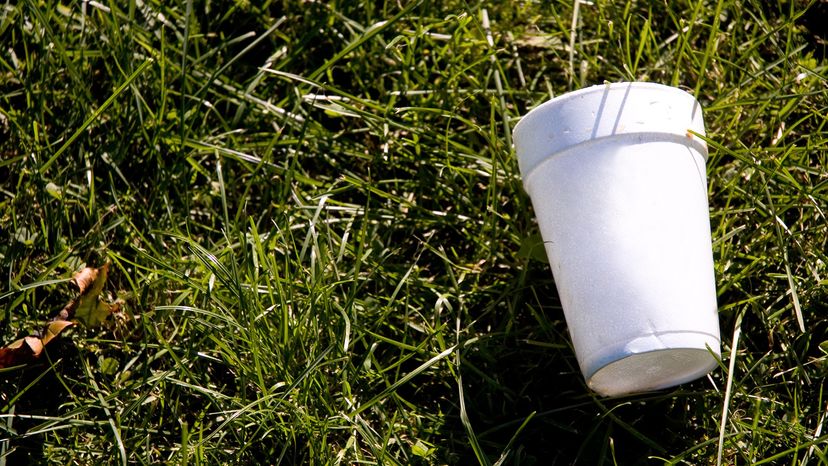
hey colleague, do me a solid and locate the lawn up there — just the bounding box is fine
[1,0,827,464]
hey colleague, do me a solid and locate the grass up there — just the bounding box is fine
[1,0,827,464]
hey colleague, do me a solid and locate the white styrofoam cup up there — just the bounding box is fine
[513,82,721,397]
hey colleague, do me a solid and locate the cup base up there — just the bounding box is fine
[587,348,718,397]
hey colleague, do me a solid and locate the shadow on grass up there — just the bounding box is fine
[1,338,80,465]
[438,269,720,465]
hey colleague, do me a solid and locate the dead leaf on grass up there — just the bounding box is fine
[61,262,111,322]
[40,320,75,346]
[72,262,109,297]
[0,336,43,368]
[0,261,116,368]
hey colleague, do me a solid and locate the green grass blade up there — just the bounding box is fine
[39,59,154,174]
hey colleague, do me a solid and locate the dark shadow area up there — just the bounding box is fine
[799,0,828,60]
[437,266,721,465]
[1,338,79,465]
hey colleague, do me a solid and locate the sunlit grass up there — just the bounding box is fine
[1,0,827,464]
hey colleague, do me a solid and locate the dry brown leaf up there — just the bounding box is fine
[72,262,109,297]
[0,336,42,368]
[57,298,77,321]
[25,336,44,357]
[67,262,112,326]
[0,261,117,369]
[0,321,75,369]
[40,320,74,346]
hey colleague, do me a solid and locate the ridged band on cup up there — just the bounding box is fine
[512,82,708,180]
